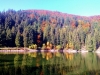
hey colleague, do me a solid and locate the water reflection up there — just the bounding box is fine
[0,52,100,75]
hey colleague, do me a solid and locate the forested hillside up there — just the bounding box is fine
[0,9,100,51]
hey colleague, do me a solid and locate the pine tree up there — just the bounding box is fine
[85,34,93,51]
[15,31,21,47]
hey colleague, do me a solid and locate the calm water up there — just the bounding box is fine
[0,51,100,75]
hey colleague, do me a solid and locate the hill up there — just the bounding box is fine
[0,9,100,50]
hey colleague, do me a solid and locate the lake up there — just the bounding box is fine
[0,51,100,75]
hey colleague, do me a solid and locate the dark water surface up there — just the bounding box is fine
[0,51,100,75]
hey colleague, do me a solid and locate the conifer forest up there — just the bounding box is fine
[0,9,100,51]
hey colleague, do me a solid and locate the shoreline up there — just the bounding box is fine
[0,48,99,54]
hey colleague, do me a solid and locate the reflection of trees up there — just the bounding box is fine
[45,52,53,60]
[14,54,21,75]
[64,52,74,60]
[2,62,15,75]
[82,53,98,71]
[41,52,46,58]
[41,52,76,75]
[28,52,37,58]
[13,53,100,75]
[55,51,61,57]
[74,53,100,75]
[21,53,43,75]
[0,52,100,75]
[4,62,10,75]
[21,54,32,75]
[0,54,15,75]
[41,52,100,75]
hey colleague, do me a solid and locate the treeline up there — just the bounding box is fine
[0,9,100,51]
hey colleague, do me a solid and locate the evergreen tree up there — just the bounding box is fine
[15,32,21,47]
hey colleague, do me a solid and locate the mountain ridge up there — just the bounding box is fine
[23,9,100,17]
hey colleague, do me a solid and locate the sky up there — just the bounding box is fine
[0,0,100,16]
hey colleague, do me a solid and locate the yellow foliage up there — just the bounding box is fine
[66,42,74,49]
[55,52,61,57]
[46,56,49,60]
[47,42,50,46]
[29,46,31,49]
[43,43,45,46]
[41,52,45,58]
[56,45,61,50]
[34,44,37,49]
[65,53,73,60]
[29,44,37,49]
[28,52,37,58]
[42,43,46,50]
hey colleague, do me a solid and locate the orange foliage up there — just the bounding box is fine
[37,34,41,39]
[29,14,34,18]
[50,18,57,24]
[41,21,49,31]
[65,53,73,60]
[50,43,53,49]
[36,63,40,67]
[42,21,46,25]
[71,21,76,28]
[40,71,44,75]
[46,46,51,50]
[82,22,90,28]
[37,40,41,43]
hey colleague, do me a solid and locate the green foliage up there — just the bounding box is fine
[15,32,21,47]
[14,54,21,67]
[85,34,94,51]
[0,9,100,51]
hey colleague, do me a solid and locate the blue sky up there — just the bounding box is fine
[0,0,100,16]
